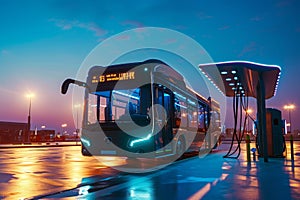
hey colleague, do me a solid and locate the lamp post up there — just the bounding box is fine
[61,123,67,135]
[26,93,34,143]
[41,125,46,142]
[246,108,253,134]
[74,104,81,145]
[284,104,295,134]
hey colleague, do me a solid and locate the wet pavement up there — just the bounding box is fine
[0,146,120,199]
[48,141,300,200]
[0,142,299,199]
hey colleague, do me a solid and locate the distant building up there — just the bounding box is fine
[30,129,56,142]
[0,121,28,144]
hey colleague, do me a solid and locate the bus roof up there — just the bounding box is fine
[87,59,186,92]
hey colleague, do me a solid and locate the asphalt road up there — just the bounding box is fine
[0,141,299,199]
[0,146,120,199]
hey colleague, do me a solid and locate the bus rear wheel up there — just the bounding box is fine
[176,137,185,157]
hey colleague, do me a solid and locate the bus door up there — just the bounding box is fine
[155,87,173,153]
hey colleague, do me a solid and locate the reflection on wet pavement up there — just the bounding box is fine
[78,142,300,199]
[0,142,299,199]
[0,146,120,199]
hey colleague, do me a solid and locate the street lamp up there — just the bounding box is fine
[74,104,81,145]
[61,123,67,135]
[40,125,46,142]
[246,108,253,114]
[26,93,35,142]
[246,109,253,133]
[284,104,295,134]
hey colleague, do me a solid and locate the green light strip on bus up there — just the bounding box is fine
[129,134,152,147]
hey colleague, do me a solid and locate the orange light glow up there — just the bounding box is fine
[74,104,81,108]
[25,93,35,98]
[246,108,253,114]
[284,104,295,110]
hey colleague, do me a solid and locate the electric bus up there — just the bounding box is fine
[61,59,221,158]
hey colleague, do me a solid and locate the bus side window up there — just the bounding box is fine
[174,92,187,128]
[188,99,197,128]
[205,106,210,130]
[174,96,181,127]
[198,102,205,132]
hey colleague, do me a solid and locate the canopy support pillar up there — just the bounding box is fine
[256,72,268,162]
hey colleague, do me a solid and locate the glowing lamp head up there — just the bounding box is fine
[246,109,253,114]
[284,104,295,110]
[74,104,81,108]
[26,93,35,98]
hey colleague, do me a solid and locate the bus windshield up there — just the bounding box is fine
[87,87,149,124]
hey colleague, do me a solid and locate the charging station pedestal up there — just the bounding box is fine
[257,108,285,157]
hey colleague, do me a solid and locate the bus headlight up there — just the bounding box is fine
[81,137,91,147]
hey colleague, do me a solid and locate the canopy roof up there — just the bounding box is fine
[199,61,281,99]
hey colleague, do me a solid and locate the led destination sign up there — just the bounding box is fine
[92,72,135,84]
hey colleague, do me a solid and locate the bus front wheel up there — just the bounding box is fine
[81,145,92,156]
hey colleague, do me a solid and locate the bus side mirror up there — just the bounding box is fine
[61,79,89,94]
[61,79,75,94]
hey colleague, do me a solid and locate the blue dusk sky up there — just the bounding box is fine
[0,0,300,132]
